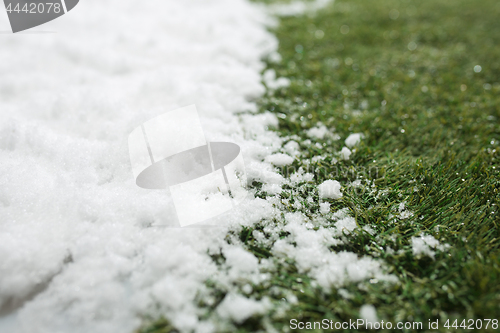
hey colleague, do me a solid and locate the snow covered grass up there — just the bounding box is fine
[1,0,499,332]
[143,0,500,331]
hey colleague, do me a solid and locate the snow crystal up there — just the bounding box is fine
[340,147,352,160]
[345,133,364,148]
[318,180,343,199]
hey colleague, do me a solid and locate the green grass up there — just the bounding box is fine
[139,0,500,331]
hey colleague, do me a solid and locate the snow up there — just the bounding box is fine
[335,216,357,234]
[283,140,300,157]
[266,0,334,17]
[272,212,395,290]
[217,293,271,324]
[307,123,330,140]
[263,69,291,90]
[261,183,282,195]
[0,0,397,331]
[345,133,364,148]
[265,153,294,166]
[359,304,378,323]
[398,201,414,219]
[0,0,281,332]
[318,180,343,199]
[340,146,352,160]
[411,234,450,259]
[319,202,331,214]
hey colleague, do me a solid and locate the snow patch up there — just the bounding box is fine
[318,180,343,199]
[345,133,364,148]
[266,0,334,17]
[411,234,450,259]
[265,153,294,166]
[217,294,271,324]
[359,304,378,323]
[306,123,330,140]
[340,147,352,160]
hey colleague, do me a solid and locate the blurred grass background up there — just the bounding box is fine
[140,0,500,331]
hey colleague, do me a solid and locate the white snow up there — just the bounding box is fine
[272,212,396,291]
[261,183,283,195]
[0,0,397,331]
[217,293,271,324]
[411,234,450,259]
[265,153,294,166]
[266,0,334,17]
[318,180,343,199]
[319,202,331,214]
[359,304,378,323]
[335,217,357,234]
[263,69,291,90]
[283,140,300,157]
[307,123,330,140]
[345,133,364,148]
[0,0,281,332]
[340,146,352,160]
[397,201,414,219]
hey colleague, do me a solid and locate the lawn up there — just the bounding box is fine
[140,0,500,331]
